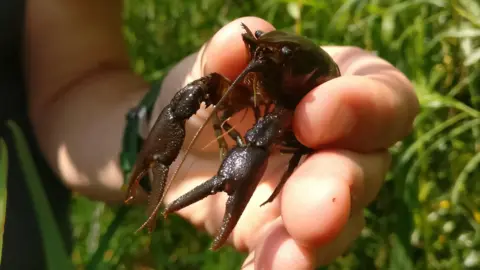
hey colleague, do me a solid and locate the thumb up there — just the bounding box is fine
[199,16,275,79]
[155,16,274,113]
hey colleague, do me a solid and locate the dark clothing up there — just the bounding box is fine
[0,1,73,269]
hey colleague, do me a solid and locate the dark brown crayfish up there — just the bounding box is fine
[124,23,341,251]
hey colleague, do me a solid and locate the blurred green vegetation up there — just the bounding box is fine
[5,121,74,270]
[1,0,479,269]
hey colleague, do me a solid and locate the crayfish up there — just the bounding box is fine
[124,23,341,251]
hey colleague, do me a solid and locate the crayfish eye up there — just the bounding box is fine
[281,46,292,57]
[254,30,264,38]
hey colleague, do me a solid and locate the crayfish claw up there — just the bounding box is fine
[211,188,253,251]
[163,175,225,218]
[124,164,149,204]
[144,162,169,231]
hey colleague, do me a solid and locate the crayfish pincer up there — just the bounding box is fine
[124,73,252,230]
[163,106,296,250]
[125,22,341,249]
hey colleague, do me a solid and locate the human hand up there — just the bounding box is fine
[151,16,419,269]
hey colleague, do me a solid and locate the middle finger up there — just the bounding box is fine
[281,149,391,248]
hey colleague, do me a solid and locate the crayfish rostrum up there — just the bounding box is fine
[125,23,341,251]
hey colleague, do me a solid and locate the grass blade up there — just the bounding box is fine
[399,112,470,165]
[405,119,480,187]
[420,93,480,118]
[389,234,414,270]
[85,206,130,270]
[0,138,8,264]
[6,120,74,270]
[464,47,480,66]
[452,151,480,204]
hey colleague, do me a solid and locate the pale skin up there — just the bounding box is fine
[26,1,419,269]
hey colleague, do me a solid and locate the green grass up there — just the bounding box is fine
[6,121,74,270]
[1,0,479,269]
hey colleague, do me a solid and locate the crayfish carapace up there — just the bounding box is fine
[125,23,341,250]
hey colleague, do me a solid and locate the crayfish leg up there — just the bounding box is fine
[219,118,245,147]
[212,113,228,161]
[202,73,254,161]
[210,108,249,162]
[260,151,303,207]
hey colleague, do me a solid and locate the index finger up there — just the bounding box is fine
[293,47,419,151]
